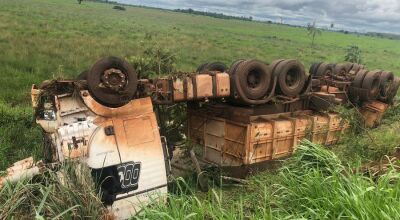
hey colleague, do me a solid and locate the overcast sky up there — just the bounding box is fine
[116,0,400,34]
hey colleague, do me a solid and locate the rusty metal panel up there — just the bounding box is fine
[215,73,230,97]
[325,113,345,145]
[80,90,153,118]
[271,119,295,159]
[123,117,155,146]
[249,121,274,163]
[194,74,213,99]
[204,118,225,164]
[360,101,389,128]
[224,121,247,165]
[308,114,329,144]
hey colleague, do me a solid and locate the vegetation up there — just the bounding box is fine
[345,45,363,64]
[307,20,322,47]
[174,8,253,21]
[0,0,400,219]
[137,140,400,219]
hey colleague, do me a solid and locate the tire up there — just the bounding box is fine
[361,70,381,100]
[273,59,306,97]
[352,69,368,88]
[77,70,88,80]
[351,63,361,73]
[228,59,246,75]
[87,56,138,107]
[386,77,400,104]
[204,62,227,73]
[196,62,209,73]
[379,71,394,100]
[334,63,348,76]
[234,59,271,99]
[309,62,323,76]
[315,62,333,77]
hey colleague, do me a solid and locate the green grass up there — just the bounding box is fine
[137,140,400,219]
[1,0,400,219]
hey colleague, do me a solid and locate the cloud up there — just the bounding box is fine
[117,0,400,34]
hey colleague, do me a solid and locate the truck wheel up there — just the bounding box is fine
[334,63,348,76]
[196,62,209,73]
[386,77,400,104]
[309,62,323,76]
[235,60,271,99]
[274,59,306,97]
[351,63,361,73]
[361,70,381,100]
[87,56,138,107]
[203,62,227,73]
[379,71,394,100]
[315,62,333,77]
[352,70,368,88]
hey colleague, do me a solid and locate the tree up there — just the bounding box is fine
[77,0,82,4]
[345,45,362,64]
[307,20,322,47]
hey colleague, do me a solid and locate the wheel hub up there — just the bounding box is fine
[102,68,127,91]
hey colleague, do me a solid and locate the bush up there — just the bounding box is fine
[345,45,362,64]
[112,5,126,11]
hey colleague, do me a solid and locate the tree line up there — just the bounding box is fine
[174,8,253,21]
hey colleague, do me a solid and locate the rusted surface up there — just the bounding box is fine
[188,106,349,167]
[360,101,389,128]
[80,90,153,118]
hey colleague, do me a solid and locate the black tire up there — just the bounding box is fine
[309,62,323,76]
[203,62,227,73]
[228,59,246,74]
[334,63,348,76]
[273,59,306,97]
[379,71,394,100]
[234,60,271,99]
[361,70,381,100]
[196,62,209,73]
[87,56,138,107]
[352,70,368,88]
[386,77,400,104]
[77,70,88,80]
[315,62,333,77]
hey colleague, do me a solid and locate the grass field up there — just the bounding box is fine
[1,0,400,219]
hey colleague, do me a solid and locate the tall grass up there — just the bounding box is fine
[136,140,400,219]
[0,162,105,219]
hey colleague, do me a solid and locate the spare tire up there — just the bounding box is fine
[378,71,394,100]
[361,70,381,100]
[273,59,306,97]
[87,56,138,107]
[234,60,271,99]
[386,77,400,104]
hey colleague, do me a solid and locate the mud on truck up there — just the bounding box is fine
[1,56,399,219]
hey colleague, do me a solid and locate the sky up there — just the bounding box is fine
[116,0,400,34]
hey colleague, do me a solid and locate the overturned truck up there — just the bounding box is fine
[2,57,399,219]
